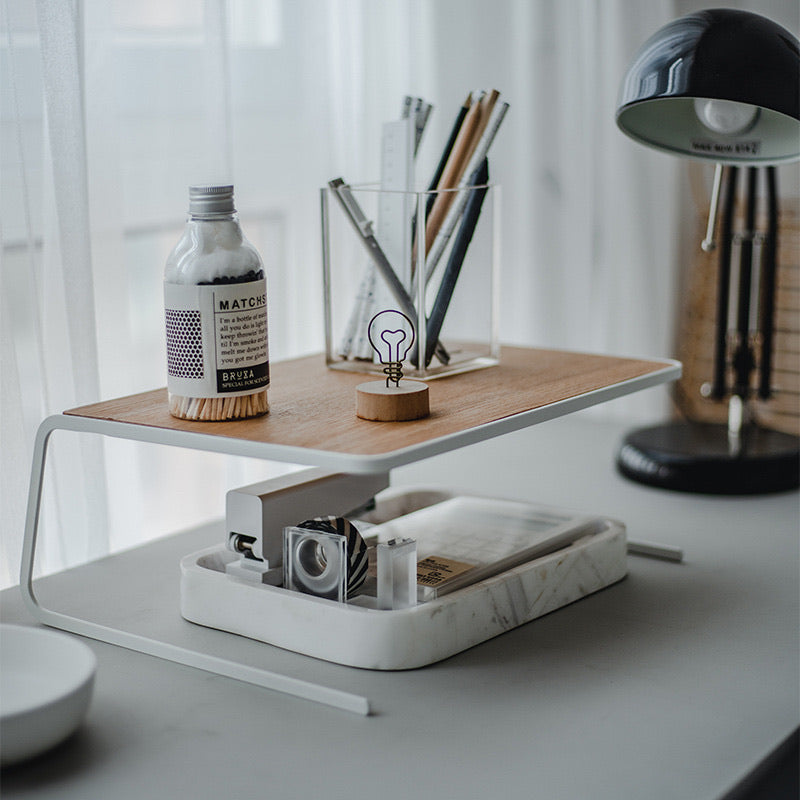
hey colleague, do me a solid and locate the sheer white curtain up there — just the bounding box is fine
[422,0,678,358]
[2,0,680,589]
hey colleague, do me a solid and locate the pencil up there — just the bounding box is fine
[410,94,472,280]
[423,89,498,256]
[425,100,508,283]
[425,94,472,219]
[424,158,490,366]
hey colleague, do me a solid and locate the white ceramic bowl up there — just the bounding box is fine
[1,624,96,766]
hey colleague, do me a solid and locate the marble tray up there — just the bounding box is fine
[180,491,627,670]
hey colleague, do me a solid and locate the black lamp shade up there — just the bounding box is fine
[616,9,800,163]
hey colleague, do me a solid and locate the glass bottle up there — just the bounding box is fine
[164,185,269,420]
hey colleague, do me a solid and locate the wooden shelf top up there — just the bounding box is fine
[64,347,678,471]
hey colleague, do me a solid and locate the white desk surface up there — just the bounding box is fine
[2,415,798,799]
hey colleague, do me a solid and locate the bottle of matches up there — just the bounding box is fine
[164,185,269,421]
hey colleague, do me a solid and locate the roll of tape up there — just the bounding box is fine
[296,516,368,597]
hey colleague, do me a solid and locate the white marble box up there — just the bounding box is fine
[180,490,627,670]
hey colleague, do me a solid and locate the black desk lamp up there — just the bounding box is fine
[615,8,800,494]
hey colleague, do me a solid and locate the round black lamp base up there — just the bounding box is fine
[617,421,800,495]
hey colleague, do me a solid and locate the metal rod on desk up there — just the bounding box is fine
[627,539,684,563]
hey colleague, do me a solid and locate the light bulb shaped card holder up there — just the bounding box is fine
[356,310,429,421]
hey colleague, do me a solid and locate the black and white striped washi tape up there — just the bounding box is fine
[295,516,369,597]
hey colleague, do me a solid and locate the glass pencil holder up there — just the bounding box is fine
[321,181,500,380]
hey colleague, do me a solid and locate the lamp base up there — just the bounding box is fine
[616,421,800,495]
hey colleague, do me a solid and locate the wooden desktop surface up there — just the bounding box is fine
[65,346,669,457]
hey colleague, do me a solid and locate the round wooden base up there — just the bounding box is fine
[356,381,430,422]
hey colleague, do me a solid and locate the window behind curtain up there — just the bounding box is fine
[2,0,682,589]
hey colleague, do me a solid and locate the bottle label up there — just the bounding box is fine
[164,279,269,397]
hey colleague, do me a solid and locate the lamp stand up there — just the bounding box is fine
[617,165,800,495]
[617,420,799,495]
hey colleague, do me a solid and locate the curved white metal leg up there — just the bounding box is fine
[18,415,370,716]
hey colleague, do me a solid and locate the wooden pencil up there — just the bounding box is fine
[423,89,498,256]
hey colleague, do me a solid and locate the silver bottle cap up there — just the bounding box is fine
[188,185,235,215]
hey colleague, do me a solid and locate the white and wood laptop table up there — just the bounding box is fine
[19,346,677,689]
[21,348,680,684]
[5,347,798,799]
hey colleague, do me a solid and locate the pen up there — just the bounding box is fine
[424,158,490,366]
[329,178,415,317]
[410,95,469,271]
[425,94,472,219]
[422,91,492,257]
[411,95,469,268]
[425,100,508,284]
